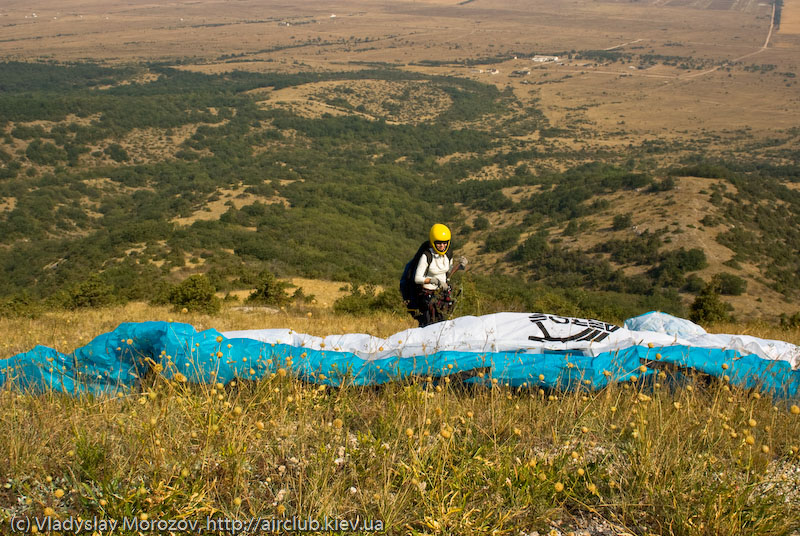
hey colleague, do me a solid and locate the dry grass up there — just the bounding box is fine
[1,304,799,534]
[781,0,800,35]
[263,79,453,124]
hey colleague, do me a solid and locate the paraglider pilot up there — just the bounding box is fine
[400,223,468,327]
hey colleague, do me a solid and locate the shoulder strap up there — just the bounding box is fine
[402,242,432,283]
[415,242,430,263]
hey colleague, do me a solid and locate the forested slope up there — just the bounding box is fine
[1,61,799,321]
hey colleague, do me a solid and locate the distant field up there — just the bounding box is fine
[1,0,797,141]
[782,0,800,34]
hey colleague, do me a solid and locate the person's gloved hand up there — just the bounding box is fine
[458,256,469,268]
[434,275,449,289]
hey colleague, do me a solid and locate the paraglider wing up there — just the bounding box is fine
[2,312,798,397]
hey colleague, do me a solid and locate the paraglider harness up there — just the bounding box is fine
[422,283,459,326]
[400,242,466,327]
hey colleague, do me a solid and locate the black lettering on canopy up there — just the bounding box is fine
[528,314,621,343]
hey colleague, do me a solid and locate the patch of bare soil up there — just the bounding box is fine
[261,79,452,124]
[171,185,288,226]
[120,123,209,163]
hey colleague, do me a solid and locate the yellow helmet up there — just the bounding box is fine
[429,223,451,255]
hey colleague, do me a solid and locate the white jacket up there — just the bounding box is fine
[414,249,451,291]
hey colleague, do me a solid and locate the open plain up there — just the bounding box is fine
[1,0,798,140]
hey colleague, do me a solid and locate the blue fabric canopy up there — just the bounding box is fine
[2,313,798,398]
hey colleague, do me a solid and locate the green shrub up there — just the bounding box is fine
[104,143,129,163]
[245,270,294,307]
[333,284,403,316]
[483,226,521,253]
[683,274,705,293]
[595,231,662,265]
[563,220,579,236]
[689,283,731,325]
[167,274,221,314]
[0,294,42,318]
[722,258,742,270]
[675,248,708,271]
[711,272,747,296]
[699,214,720,227]
[650,247,708,288]
[779,312,800,329]
[291,286,316,305]
[472,216,490,231]
[64,274,117,309]
[612,213,633,230]
[25,139,67,165]
[648,176,676,192]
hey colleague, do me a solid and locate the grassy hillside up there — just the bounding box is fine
[1,304,799,535]
[1,60,799,323]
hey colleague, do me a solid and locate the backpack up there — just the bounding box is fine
[400,241,442,304]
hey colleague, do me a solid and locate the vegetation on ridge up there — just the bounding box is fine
[1,61,800,323]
